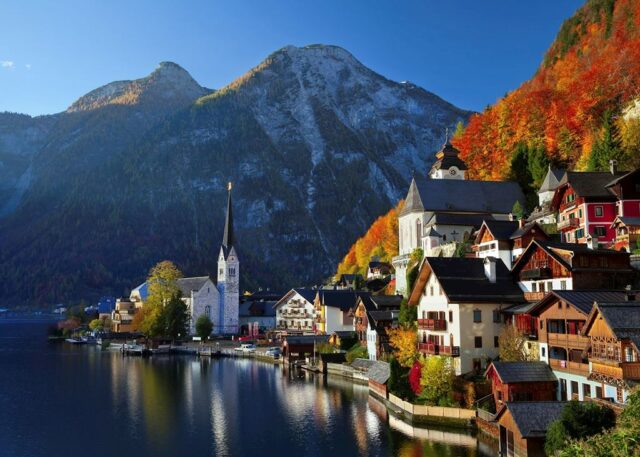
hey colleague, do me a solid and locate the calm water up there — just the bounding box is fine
[0,323,496,457]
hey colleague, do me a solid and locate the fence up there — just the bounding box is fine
[388,394,476,421]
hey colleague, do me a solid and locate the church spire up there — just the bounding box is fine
[222,182,234,250]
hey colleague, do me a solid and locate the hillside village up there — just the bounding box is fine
[57,137,640,457]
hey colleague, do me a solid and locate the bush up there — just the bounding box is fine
[545,400,616,455]
[195,315,213,340]
[388,356,415,401]
[345,344,367,363]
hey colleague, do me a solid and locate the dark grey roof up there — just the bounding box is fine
[424,226,443,237]
[503,302,539,315]
[482,220,520,240]
[510,221,546,240]
[614,217,640,227]
[318,290,370,311]
[273,288,317,309]
[489,362,557,384]
[546,290,631,315]
[502,402,567,438]
[593,303,640,349]
[367,310,395,326]
[426,212,494,228]
[430,142,469,173]
[399,175,525,216]
[239,300,277,317]
[368,261,392,270]
[400,178,425,215]
[283,335,330,345]
[370,295,403,309]
[562,171,625,199]
[351,358,376,371]
[605,168,640,188]
[176,277,210,295]
[539,167,565,193]
[427,257,525,303]
[368,361,391,384]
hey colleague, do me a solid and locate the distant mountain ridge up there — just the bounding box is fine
[0,44,470,306]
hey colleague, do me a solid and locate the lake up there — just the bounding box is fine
[0,323,496,457]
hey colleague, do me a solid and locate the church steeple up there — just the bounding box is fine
[222,182,234,251]
[429,134,468,180]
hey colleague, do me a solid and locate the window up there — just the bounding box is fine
[560,280,567,290]
[474,336,483,348]
[416,219,422,247]
[430,286,434,296]
[596,386,603,399]
[576,228,585,239]
[541,347,546,358]
[473,309,482,323]
[595,206,604,217]
[593,226,606,237]
[579,208,583,218]
[494,336,499,348]
[532,283,537,292]
[571,381,579,398]
[617,387,624,403]
[583,384,591,398]
[558,301,563,309]
[229,267,236,277]
[448,310,453,323]
[540,319,544,330]
[493,310,501,323]
[219,268,224,275]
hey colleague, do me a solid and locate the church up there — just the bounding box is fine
[392,140,525,296]
[129,183,240,335]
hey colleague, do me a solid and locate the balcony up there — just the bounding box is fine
[418,343,460,357]
[558,217,580,231]
[524,291,546,302]
[549,358,589,374]
[591,360,640,381]
[417,318,447,331]
[548,332,588,349]
[521,267,552,280]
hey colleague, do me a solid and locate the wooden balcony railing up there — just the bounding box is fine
[524,291,546,302]
[558,217,580,230]
[521,267,552,280]
[548,332,588,349]
[591,360,640,381]
[418,343,460,357]
[549,358,589,374]
[417,318,447,331]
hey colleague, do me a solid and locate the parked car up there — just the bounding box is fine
[265,347,281,358]
[239,343,256,353]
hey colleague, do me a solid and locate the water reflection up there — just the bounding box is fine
[0,324,497,457]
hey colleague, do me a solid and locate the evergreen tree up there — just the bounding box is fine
[161,291,189,341]
[398,298,417,326]
[509,142,533,192]
[528,145,550,188]
[588,110,621,171]
[195,315,213,340]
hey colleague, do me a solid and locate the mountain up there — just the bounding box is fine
[0,45,470,307]
[454,0,640,181]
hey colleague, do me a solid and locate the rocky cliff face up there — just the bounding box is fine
[0,45,470,306]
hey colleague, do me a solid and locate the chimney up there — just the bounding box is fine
[508,213,514,221]
[610,159,618,175]
[626,285,636,302]
[586,235,595,250]
[519,218,525,229]
[484,257,497,283]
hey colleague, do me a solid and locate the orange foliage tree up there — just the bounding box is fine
[336,201,402,277]
[454,0,640,177]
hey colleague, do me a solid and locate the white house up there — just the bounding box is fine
[474,219,549,269]
[393,141,525,296]
[409,256,526,375]
[273,288,317,333]
[314,289,364,334]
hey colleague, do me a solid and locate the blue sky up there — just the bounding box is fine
[1,0,584,116]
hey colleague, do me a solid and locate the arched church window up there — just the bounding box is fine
[416,219,422,247]
[205,305,211,317]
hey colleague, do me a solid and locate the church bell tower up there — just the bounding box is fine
[217,182,239,334]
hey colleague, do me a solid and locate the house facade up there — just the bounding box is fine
[409,257,525,375]
[474,219,549,269]
[551,168,626,246]
[393,141,525,296]
[485,361,557,408]
[273,288,317,333]
[314,289,364,334]
[583,300,640,404]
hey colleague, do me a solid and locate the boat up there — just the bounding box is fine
[65,338,86,344]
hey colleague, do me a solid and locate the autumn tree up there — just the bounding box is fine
[418,355,456,406]
[140,260,183,337]
[498,326,532,362]
[388,326,418,368]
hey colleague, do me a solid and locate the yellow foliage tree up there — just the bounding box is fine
[140,260,183,336]
[388,326,418,368]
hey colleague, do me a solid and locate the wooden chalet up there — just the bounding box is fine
[525,290,634,402]
[485,362,557,408]
[474,219,549,269]
[583,299,640,404]
[611,216,640,253]
[512,239,634,302]
[496,402,566,457]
